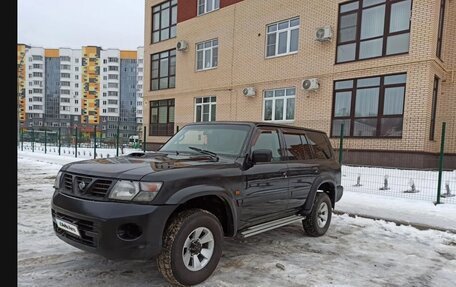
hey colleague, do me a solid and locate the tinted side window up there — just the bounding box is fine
[284,133,313,160]
[306,131,333,160]
[251,130,281,161]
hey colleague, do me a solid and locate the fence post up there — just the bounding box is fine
[339,123,344,165]
[58,127,61,155]
[31,128,35,152]
[143,126,146,153]
[436,122,446,205]
[44,129,47,154]
[116,124,120,157]
[75,127,78,158]
[20,127,24,151]
[94,125,97,159]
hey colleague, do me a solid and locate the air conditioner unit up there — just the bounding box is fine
[315,26,332,42]
[302,78,320,91]
[242,87,256,97]
[176,40,188,51]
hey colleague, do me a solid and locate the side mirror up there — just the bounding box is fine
[252,149,272,163]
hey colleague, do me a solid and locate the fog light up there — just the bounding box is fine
[117,223,142,241]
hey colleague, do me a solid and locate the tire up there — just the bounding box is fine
[157,208,223,286]
[303,192,332,237]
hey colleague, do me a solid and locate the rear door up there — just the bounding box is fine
[241,127,289,226]
[281,129,319,210]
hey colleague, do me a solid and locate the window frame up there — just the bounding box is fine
[195,96,217,122]
[429,76,439,141]
[150,49,176,91]
[196,39,219,71]
[336,0,413,64]
[197,0,220,16]
[151,0,178,44]
[149,99,175,136]
[281,128,315,161]
[265,17,300,58]
[331,72,407,138]
[262,87,296,122]
[436,0,446,60]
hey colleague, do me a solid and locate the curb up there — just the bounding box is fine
[333,210,456,234]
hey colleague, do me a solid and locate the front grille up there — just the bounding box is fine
[63,173,73,190]
[52,209,98,247]
[61,173,114,199]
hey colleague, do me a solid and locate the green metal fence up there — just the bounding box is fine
[335,122,455,205]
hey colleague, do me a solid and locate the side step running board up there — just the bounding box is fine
[240,215,305,238]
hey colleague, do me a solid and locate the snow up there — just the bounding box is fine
[17,152,456,286]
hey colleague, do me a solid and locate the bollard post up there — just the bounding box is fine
[75,127,78,158]
[94,125,97,159]
[338,123,344,165]
[143,126,146,153]
[436,122,446,204]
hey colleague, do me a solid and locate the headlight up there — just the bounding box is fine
[54,172,63,189]
[109,180,162,202]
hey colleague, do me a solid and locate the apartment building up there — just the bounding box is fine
[143,0,455,168]
[17,45,144,140]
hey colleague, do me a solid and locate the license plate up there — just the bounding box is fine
[55,218,81,237]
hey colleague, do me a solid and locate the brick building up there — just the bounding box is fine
[143,0,455,168]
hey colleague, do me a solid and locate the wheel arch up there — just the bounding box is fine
[166,188,238,237]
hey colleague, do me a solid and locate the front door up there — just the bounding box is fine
[240,128,289,226]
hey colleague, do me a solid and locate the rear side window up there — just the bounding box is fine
[306,131,333,160]
[251,129,281,161]
[283,133,313,161]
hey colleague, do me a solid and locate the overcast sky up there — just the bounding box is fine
[18,0,144,50]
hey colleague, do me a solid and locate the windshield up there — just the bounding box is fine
[160,124,251,157]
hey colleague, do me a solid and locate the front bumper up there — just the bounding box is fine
[336,185,344,202]
[51,191,176,260]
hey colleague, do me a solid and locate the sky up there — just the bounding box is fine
[17,0,144,50]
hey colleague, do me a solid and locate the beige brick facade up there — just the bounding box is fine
[144,0,455,167]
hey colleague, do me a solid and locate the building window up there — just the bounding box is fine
[436,0,446,59]
[60,64,71,70]
[196,39,218,71]
[61,73,70,78]
[266,17,300,58]
[151,49,176,90]
[60,56,71,62]
[108,74,119,80]
[109,66,119,71]
[33,64,43,69]
[336,0,412,63]
[108,57,119,63]
[149,99,175,136]
[152,0,178,43]
[198,0,220,15]
[108,83,119,88]
[195,96,216,122]
[430,76,439,140]
[331,73,406,138]
[32,55,43,61]
[263,88,295,121]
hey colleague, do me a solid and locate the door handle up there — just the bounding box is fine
[282,172,288,178]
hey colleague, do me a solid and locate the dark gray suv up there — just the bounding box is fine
[52,122,343,286]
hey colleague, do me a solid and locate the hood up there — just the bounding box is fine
[62,152,234,181]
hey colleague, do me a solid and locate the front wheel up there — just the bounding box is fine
[157,208,223,286]
[302,192,332,237]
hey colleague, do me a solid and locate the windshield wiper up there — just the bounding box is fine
[188,147,219,161]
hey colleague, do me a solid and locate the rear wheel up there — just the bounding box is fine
[303,192,332,237]
[157,208,223,286]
